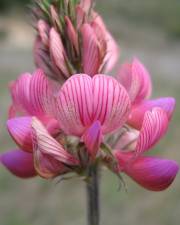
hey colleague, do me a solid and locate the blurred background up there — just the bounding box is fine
[0,0,180,225]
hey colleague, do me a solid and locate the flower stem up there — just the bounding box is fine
[86,164,100,225]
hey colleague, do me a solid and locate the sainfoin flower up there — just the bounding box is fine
[0,62,179,191]
[117,58,175,129]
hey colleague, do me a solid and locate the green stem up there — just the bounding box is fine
[86,165,100,225]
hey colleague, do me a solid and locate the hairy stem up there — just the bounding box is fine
[86,165,100,225]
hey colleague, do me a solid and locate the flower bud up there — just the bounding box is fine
[49,28,70,78]
[37,20,49,47]
[32,0,119,82]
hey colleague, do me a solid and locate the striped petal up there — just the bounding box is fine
[76,6,85,29]
[10,73,31,114]
[7,117,33,152]
[55,74,93,136]
[49,28,69,78]
[115,151,179,191]
[10,69,55,117]
[103,32,119,73]
[0,149,36,178]
[32,117,79,166]
[81,23,101,76]
[135,108,169,155]
[117,58,152,103]
[128,97,176,129]
[50,5,61,28]
[7,116,61,153]
[82,121,102,158]
[34,37,58,81]
[34,150,68,179]
[92,75,131,134]
[92,13,119,72]
[29,69,54,116]
[55,74,130,136]
[91,20,107,61]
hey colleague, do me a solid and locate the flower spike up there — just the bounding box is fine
[1,0,178,195]
[32,0,119,81]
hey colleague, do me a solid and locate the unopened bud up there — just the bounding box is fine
[37,20,49,47]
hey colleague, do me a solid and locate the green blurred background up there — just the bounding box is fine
[0,0,180,225]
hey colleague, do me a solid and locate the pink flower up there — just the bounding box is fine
[1,71,130,178]
[117,58,176,129]
[1,69,78,178]
[7,69,60,151]
[114,108,179,191]
[31,73,131,177]
[108,58,179,190]
[1,70,178,191]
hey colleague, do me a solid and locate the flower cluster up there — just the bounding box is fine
[0,0,179,191]
[32,0,119,82]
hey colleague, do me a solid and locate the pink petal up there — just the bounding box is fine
[135,108,169,154]
[79,0,92,13]
[55,74,130,136]
[128,97,176,129]
[37,20,49,47]
[7,115,61,152]
[117,58,152,103]
[32,117,79,166]
[34,37,58,80]
[44,117,61,137]
[76,6,85,29]
[10,69,55,117]
[29,69,54,116]
[10,73,31,114]
[81,23,101,76]
[91,20,107,58]
[91,12,107,34]
[65,16,79,54]
[7,117,33,152]
[115,151,179,191]
[8,104,17,119]
[90,18,118,74]
[50,5,61,28]
[93,14,119,72]
[34,150,68,179]
[49,28,69,78]
[82,121,102,158]
[103,32,119,73]
[55,74,93,136]
[115,129,139,150]
[0,149,36,178]
[92,75,131,134]
[132,58,152,102]
[117,63,132,90]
